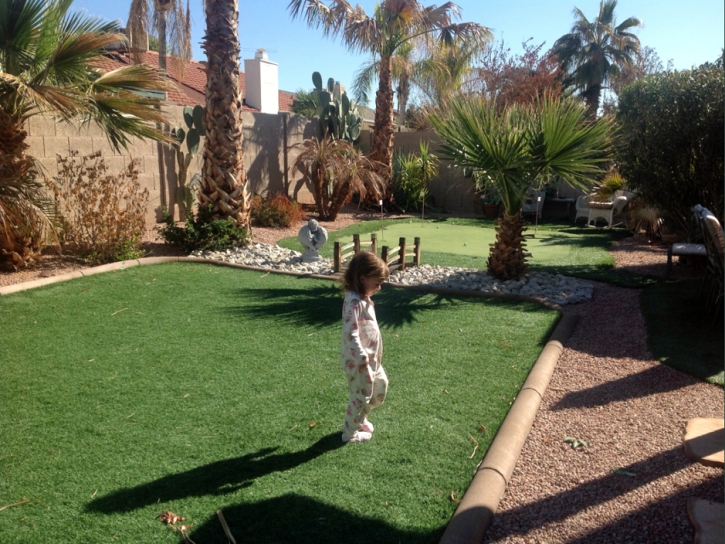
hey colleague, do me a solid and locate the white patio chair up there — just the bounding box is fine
[587,195,628,228]
[575,195,593,223]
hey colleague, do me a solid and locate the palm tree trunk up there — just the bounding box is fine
[199,0,250,227]
[487,210,529,280]
[370,55,395,180]
[583,83,601,119]
[396,71,410,127]
[0,112,43,270]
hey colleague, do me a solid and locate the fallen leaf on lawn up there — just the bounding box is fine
[468,434,479,459]
[499,342,514,348]
[309,421,317,429]
[158,511,185,525]
[289,425,298,431]
[479,425,487,433]
[449,491,461,504]
[111,308,128,316]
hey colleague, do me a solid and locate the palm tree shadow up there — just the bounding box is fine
[188,493,441,544]
[550,364,703,411]
[222,279,467,329]
[85,433,344,514]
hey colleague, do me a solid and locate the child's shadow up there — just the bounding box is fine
[85,433,343,514]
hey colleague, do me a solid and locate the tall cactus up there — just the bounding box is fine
[310,72,362,143]
[171,105,205,219]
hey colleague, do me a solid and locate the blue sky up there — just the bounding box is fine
[74,0,724,96]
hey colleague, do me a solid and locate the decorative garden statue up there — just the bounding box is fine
[298,219,328,262]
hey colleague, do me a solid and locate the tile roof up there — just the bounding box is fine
[95,50,295,112]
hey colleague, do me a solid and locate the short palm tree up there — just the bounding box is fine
[288,0,491,178]
[294,137,384,221]
[552,0,642,118]
[431,96,613,280]
[199,0,250,227]
[0,0,170,270]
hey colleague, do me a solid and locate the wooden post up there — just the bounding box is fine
[414,237,421,266]
[353,233,360,254]
[399,237,407,271]
[371,233,377,255]
[381,245,389,264]
[334,241,341,273]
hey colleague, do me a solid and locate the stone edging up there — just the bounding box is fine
[438,312,579,544]
[0,256,576,543]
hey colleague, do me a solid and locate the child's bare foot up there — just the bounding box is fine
[342,431,372,443]
[360,419,374,433]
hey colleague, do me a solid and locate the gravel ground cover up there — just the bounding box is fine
[1,208,722,543]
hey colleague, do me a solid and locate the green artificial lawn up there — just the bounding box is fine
[279,217,651,287]
[0,263,559,543]
[641,279,724,385]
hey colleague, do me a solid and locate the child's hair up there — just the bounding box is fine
[342,251,389,294]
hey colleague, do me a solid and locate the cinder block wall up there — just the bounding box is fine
[25,107,480,229]
[391,131,478,213]
[25,106,320,225]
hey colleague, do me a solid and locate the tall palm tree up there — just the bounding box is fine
[431,96,613,280]
[552,0,642,118]
[127,0,191,81]
[288,0,491,178]
[0,0,170,270]
[198,0,249,227]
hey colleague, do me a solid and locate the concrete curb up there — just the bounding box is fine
[439,312,579,544]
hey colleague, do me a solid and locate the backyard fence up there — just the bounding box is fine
[333,233,421,273]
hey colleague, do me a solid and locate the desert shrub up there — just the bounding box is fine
[157,205,248,252]
[616,58,724,234]
[251,193,304,228]
[45,151,148,264]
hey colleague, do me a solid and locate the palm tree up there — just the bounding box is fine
[198,0,249,227]
[127,0,191,81]
[552,0,642,118]
[288,0,491,178]
[293,137,385,221]
[0,0,170,270]
[431,96,613,280]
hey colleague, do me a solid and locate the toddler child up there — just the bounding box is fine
[340,251,389,443]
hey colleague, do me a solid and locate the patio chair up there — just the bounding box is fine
[522,190,545,218]
[586,195,628,228]
[574,195,594,223]
[697,206,724,316]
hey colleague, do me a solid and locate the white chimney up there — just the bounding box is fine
[244,49,279,114]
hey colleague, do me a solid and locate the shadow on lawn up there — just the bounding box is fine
[186,493,441,544]
[86,433,345,514]
[224,280,475,329]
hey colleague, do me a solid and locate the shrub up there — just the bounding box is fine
[616,58,724,234]
[392,141,439,213]
[251,193,304,228]
[156,205,248,252]
[45,151,148,264]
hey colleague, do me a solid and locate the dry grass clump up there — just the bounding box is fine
[45,151,148,263]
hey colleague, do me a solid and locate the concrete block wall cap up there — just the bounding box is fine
[439,312,578,544]
[0,270,85,295]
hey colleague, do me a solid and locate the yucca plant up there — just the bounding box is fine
[431,95,613,280]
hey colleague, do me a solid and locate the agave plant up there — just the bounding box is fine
[431,95,613,280]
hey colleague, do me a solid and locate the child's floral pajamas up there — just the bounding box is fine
[341,291,388,437]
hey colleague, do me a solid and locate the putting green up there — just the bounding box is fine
[337,222,603,266]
